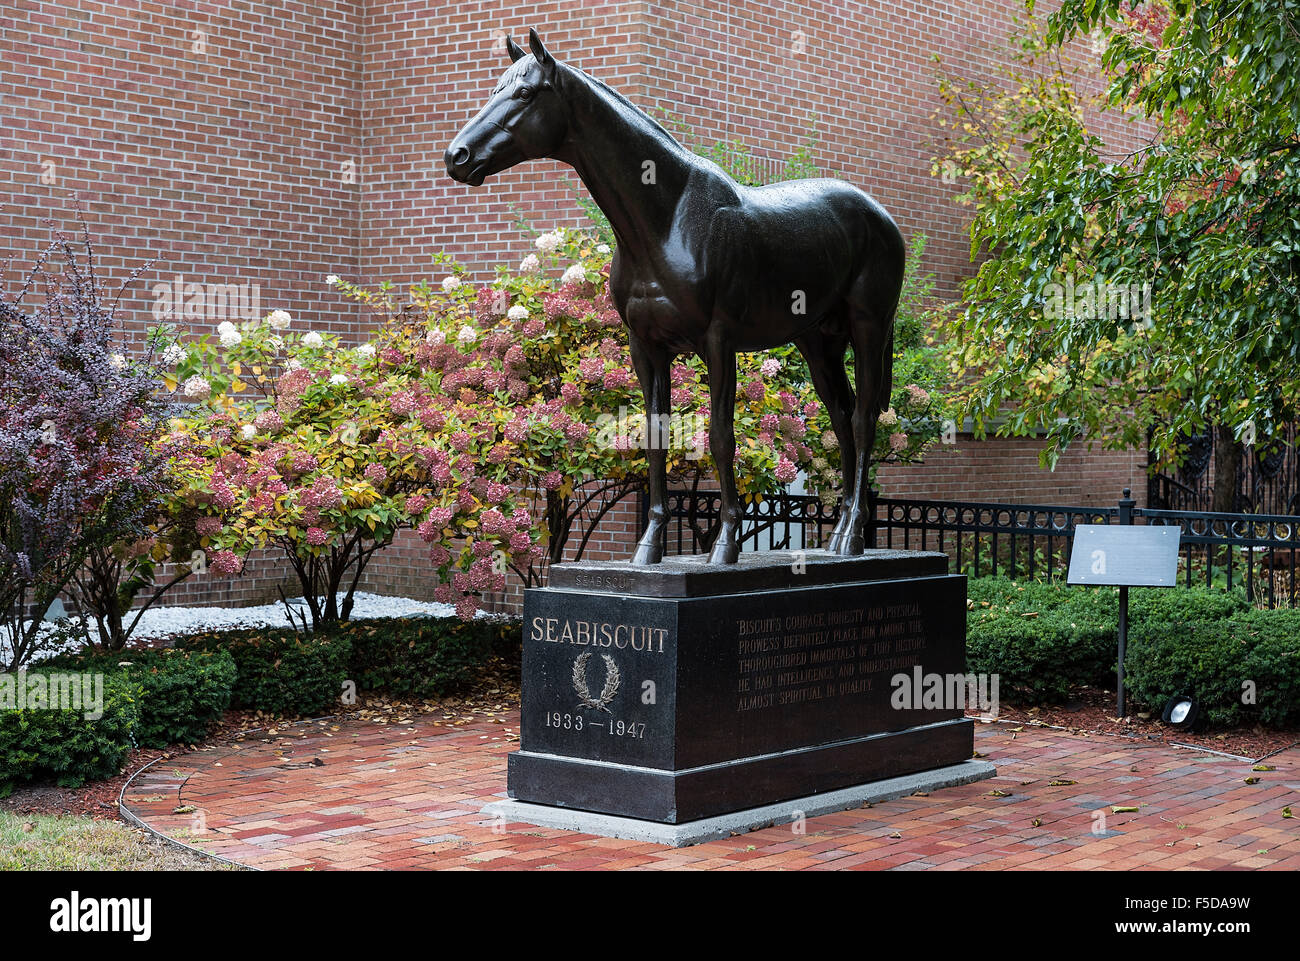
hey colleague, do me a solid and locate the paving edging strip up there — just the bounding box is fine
[118,753,257,871]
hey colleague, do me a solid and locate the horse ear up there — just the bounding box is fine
[528,28,554,68]
[504,34,526,62]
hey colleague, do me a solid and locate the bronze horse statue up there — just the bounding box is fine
[445,29,905,565]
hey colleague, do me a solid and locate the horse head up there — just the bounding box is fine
[444,29,569,186]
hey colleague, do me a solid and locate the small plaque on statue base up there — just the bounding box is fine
[500,550,989,829]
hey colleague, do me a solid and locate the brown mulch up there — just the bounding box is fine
[984,685,1300,760]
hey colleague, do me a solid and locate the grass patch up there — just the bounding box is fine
[0,812,239,870]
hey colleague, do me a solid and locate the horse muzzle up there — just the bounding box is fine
[443,143,487,186]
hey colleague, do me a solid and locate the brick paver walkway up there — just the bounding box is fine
[121,714,1300,870]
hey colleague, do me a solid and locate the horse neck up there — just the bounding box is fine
[558,68,700,260]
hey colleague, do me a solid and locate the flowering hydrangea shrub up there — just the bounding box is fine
[332,227,949,571]
[163,308,536,625]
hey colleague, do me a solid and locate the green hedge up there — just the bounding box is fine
[0,671,140,794]
[176,628,352,717]
[964,577,1272,720]
[40,648,236,749]
[1126,608,1300,728]
[347,617,521,699]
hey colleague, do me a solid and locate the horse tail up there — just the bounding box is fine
[875,221,904,414]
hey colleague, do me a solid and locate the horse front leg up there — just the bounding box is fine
[630,335,670,565]
[705,335,741,565]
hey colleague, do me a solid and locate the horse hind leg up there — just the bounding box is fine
[794,329,856,552]
[842,300,895,555]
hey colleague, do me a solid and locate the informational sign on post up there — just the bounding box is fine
[1067,525,1181,587]
[1068,506,1181,718]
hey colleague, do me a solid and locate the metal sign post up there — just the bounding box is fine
[1067,490,1181,717]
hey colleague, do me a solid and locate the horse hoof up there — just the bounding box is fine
[839,534,866,556]
[825,532,843,553]
[707,540,740,565]
[630,542,663,565]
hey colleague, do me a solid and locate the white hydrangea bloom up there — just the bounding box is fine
[330,373,349,385]
[519,254,540,272]
[217,320,236,336]
[426,328,446,346]
[326,274,341,286]
[162,343,185,366]
[561,264,586,286]
[220,329,242,348]
[183,375,211,398]
[356,343,375,358]
[878,408,898,426]
[241,424,257,439]
[302,331,324,348]
[596,243,611,254]
[507,305,529,322]
[267,309,292,330]
[107,353,126,369]
[534,230,562,252]
[441,276,461,292]
[456,325,477,345]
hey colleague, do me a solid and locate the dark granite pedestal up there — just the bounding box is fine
[500,549,987,828]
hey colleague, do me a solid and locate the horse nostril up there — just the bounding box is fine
[451,146,470,168]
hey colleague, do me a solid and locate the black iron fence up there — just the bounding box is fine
[661,487,1300,608]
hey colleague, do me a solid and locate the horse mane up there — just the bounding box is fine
[561,60,723,171]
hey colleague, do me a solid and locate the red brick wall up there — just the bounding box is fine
[1,0,365,339]
[2,0,1148,612]
[876,433,1147,508]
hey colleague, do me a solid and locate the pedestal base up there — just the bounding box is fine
[486,759,997,847]
[509,550,985,824]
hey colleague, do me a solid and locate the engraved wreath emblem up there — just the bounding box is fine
[572,652,620,713]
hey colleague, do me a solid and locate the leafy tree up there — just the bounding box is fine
[0,224,177,668]
[936,0,1300,509]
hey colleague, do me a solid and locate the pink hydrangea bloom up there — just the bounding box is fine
[195,516,223,537]
[775,457,798,484]
[210,550,243,576]
[455,594,478,621]
[306,527,329,546]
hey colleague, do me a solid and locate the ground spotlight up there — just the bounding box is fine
[1161,695,1199,730]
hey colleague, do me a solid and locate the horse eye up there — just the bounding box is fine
[516,86,534,101]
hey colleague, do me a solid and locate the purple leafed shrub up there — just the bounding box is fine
[0,219,178,668]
